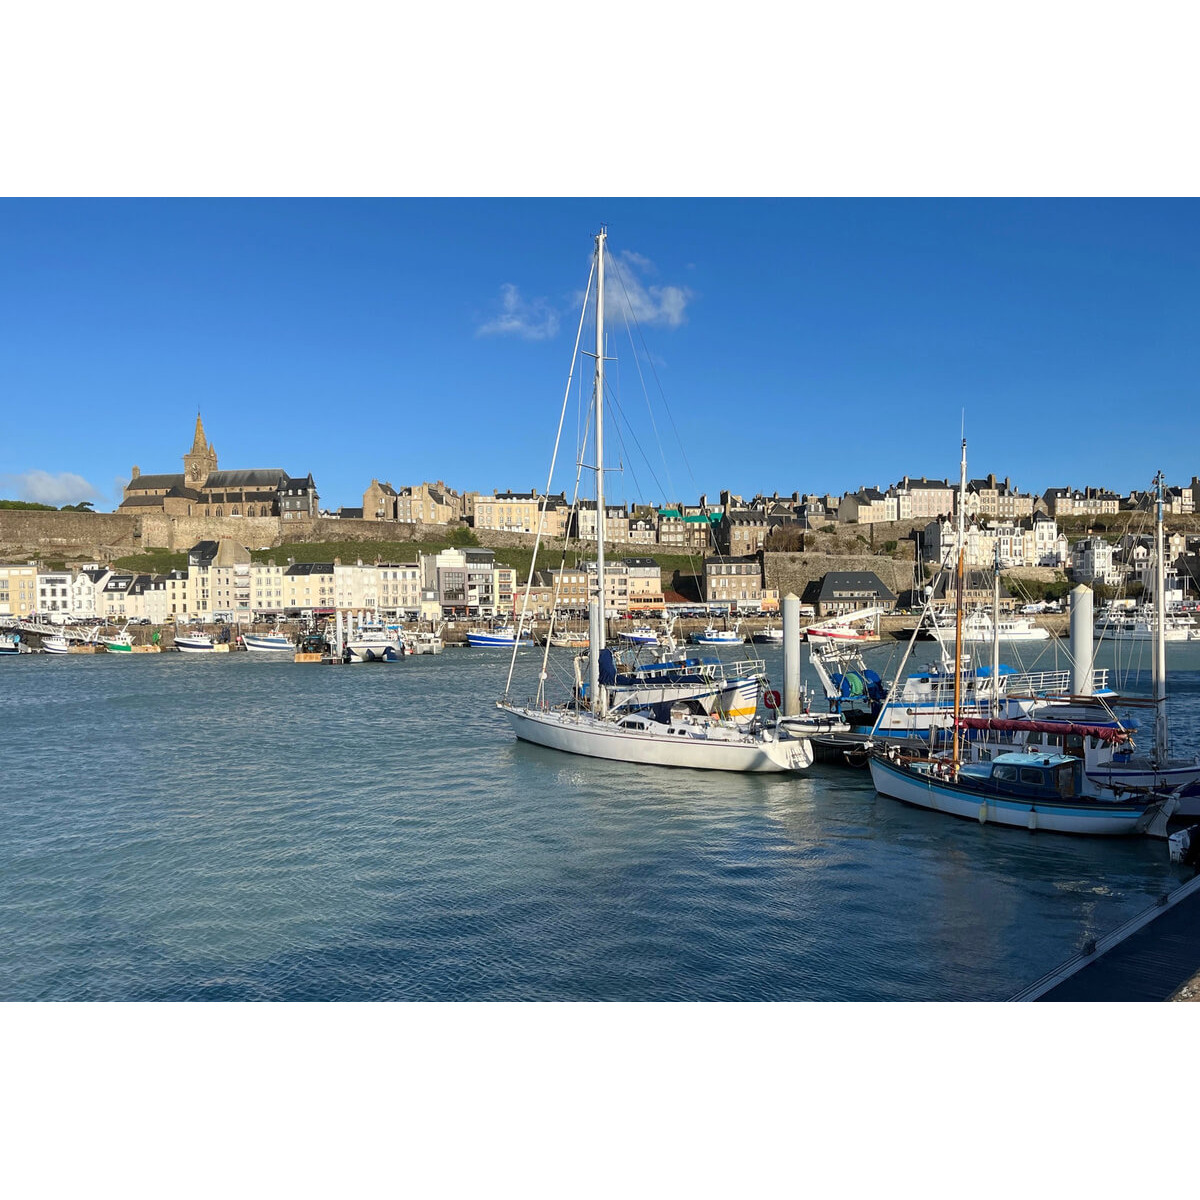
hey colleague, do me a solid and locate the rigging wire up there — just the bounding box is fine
[504,255,595,699]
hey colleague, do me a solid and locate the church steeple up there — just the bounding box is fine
[183,412,218,486]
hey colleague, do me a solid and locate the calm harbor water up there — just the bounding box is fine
[2,635,1197,1001]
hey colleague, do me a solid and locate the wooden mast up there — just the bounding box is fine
[952,436,967,772]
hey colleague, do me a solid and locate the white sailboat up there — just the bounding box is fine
[499,229,811,773]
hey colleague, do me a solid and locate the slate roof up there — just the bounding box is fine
[816,571,897,602]
[118,494,174,508]
[165,485,204,501]
[205,470,288,488]
[285,562,335,575]
[125,473,185,491]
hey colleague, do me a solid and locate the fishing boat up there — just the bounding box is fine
[175,632,216,653]
[405,626,445,655]
[751,624,784,645]
[42,635,71,655]
[549,630,590,649]
[691,621,743,646]
[866,440,1171,835]
[805,607,885,646]
[617,624,660,645]
[0,632,27,655]
[102,625,134,653]
[498,228,811,774]
[242,631,294,653]
[466,625,532,648]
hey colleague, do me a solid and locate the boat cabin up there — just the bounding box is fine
[958,751,1082,800]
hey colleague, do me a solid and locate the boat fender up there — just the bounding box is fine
[1027,810,1038,832]
[978,802,988,824]
[763,689,781,710]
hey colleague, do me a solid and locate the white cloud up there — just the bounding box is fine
[477,283,560,340]
[0,470,103,507]
[598,250,695,329]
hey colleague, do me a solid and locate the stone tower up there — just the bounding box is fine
[182,412,218,487]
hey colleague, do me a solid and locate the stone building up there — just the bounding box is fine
[703,553,775,611]
[118,414,318,523]
[813,571,897,617]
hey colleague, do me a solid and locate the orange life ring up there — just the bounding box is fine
[763,689,781,710]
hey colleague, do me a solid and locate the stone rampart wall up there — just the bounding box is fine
[0,511,141,562]
[140,513,282,552]
[764,553,920,602]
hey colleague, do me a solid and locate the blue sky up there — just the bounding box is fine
[3,198,1199,512]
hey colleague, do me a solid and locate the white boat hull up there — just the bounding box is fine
[345,637,401,662]
[406,637,444,655]
[501,703,813,772]
[466,633,531,648]
[175,637,215,653]
[868,754,1150,835]
[243,634,293,652]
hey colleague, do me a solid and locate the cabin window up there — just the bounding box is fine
[1019,768,1045,786]
[992,764,1017,781]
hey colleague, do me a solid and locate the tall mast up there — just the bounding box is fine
[991,540,1001,716]
[1154,470,1168,761]
[594,227,606,652]
[952,436,967,770]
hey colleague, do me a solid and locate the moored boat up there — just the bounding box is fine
[0,632,27,655]
[344,623,402,662]
[751,624,784,645]
[960,610,1050,643]
[242,631,294,653]
[499,228,811,775]
[405,626,445,655]
[102,626,134,653]
[466,625,532,648]
[868,746,1159,835]
[175,633,216,653]
[691,621,743,646]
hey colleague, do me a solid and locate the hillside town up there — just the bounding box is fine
[5,414,1200,623]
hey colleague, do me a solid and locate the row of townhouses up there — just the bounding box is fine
[343,474,1200,559]
[0,542,788,623]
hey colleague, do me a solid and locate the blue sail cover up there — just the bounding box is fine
[599,648,618,686]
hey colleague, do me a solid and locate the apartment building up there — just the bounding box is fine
[702,554,774,611]
[0,562,37,618]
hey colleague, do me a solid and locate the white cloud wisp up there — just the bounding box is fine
[477,284,561,340]
[0,470,104,507]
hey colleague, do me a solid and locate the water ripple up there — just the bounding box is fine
[0,645,1191,1000]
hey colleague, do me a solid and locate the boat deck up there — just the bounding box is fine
[1012,868,1200,1001]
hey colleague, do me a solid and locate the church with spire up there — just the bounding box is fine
[119,413,318,522]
